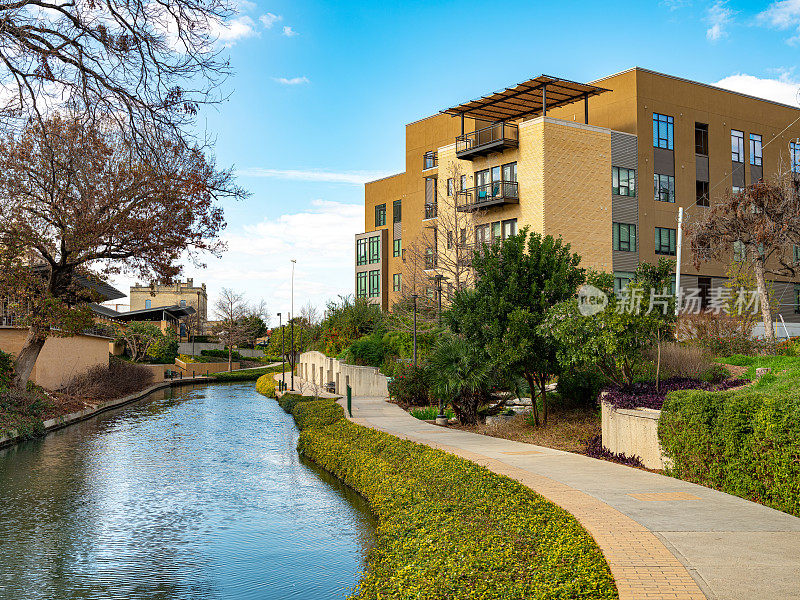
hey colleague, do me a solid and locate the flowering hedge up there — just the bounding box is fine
[289,398,618,599]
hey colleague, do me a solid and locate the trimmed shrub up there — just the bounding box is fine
[290,400,618,599]
[60,359,154,400]
[659,387,800,517]
[209,364,284,382]
[339,333,385,367]
[409,406,454,420]
[255,373,277,398]
[277,393,318,413]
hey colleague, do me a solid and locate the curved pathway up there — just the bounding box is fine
[275,373,800,599]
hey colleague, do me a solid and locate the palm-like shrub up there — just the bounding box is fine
[428,336,496,424]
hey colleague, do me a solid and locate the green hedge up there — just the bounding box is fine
[255,373,277,398]
[209,364,284,382]
[288,399,617,599]
[659,387,800,517]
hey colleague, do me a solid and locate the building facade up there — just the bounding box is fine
[358,67,800,325]
[130,278,208,340]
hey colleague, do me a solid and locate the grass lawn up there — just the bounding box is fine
[717,353,800,393]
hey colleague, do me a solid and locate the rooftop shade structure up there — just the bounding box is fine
[101,304,196,322]
[441,75,610,122]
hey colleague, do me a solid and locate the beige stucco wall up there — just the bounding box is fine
[601,399,666,469]
[0,328,110,390]
[298,351,389,398]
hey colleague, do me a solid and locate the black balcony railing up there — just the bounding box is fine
[456,181,519,212]
[456,122,519,160]
[423,151,438,170]
[424,202,438,219]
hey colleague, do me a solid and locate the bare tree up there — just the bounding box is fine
[392,162,484,327]
[0,0,238,148]
[212,289,268,370]
[687,169,800,341]
[0,115,241,391]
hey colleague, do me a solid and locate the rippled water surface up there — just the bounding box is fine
[0,383,375,600]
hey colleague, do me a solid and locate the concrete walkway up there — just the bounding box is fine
[277,372,799,600]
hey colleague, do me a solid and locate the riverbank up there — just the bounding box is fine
[262,383,619,599]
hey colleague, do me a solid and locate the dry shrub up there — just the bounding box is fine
[677,313,756,355]
[61,359,154,401]
[645,343,713,379]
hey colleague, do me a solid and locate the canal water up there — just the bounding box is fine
[0,382,375,600]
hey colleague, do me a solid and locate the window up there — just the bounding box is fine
[653,113,674,150]
[698,277,711,310]
[393,239,401,257]
[794,245,800,265]
[368,270,380,297]
[696,180,709,206]
[447,178,453,197]
[424,177,437,218]
[375,203,386,227]
[612,167,636,196]
[791,141,800,174]
[655,227,677,255]
[460,174,467,192]
[423,151,437,170]
[475,168,490,187]
[750,134,763,166]
[460,228,466,244]
[475,223,490,246]
[180,299,186,307]
[491,165,501,183]
[502,162,517,182]
[447,230,453,250]
[356,272,367,298]
[145,299,151,309]
[732,186,744,195]
[731,129,744,163]
[613,223,637,252]
[654,173,675,202]
[793,283,800,313]
[502,219,517,239]
[356,238,368,265]
[733,240,746,262]
[695,123,709,155]
[425,203,437,219]
[393,273,401,292]
[393,199,402,223]
[614,272,635,295]
[368,235,380,263]
[424,248,436,270]
[491,221,502,243]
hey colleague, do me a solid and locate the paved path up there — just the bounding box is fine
[304,382,799,600]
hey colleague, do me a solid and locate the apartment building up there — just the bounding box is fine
[358,67,800,323]
[130,278,208,340]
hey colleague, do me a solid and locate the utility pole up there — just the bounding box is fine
[675,206,684,316]
[278,312,283,391]
[291,259,296,391]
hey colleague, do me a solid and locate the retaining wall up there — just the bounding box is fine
[601,400,666,470]
[174,359,240,377]
[297,351,389,397]
[177,342,266,358]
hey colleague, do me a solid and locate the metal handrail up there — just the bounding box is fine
[456,122,519,154]
[457,181,519,209]
[423,151,438,170]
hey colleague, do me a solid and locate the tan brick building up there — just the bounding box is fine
[358,68,800,327]
[129,278,208,339]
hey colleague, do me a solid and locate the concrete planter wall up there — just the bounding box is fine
[297,351,389,398]
[601,398,667,470]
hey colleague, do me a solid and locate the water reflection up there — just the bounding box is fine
[0,383,374,600]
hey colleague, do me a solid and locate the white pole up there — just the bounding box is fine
[675,207,684,316]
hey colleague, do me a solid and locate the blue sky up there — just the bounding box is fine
[114,0,800,322]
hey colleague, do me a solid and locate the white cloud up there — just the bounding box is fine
[758,0,800,44]
[282,25,298,37]
[106,199,364,318]
[273,76,310,85]
[713,73,800,106]
[211,15,258,42]
[660,0,691,11]
[259,12,282,28]
[236,168,396,185]
[706,0,734,41]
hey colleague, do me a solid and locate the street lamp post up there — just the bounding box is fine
[433,274,447,325]
[411,293,418,368]
[277,312,283,391]
[291,259,296,391]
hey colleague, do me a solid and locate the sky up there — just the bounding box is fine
[108,0,800,324]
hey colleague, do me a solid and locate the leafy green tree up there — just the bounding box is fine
[115,322,164,363]
[448,229,585,426]
[545,261,676,388]
[148,328,179,364]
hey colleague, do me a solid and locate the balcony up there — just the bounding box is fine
[423,151,438,170]
[424,202,438,219]
[456,122,518,160]
[456,181,519,212]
